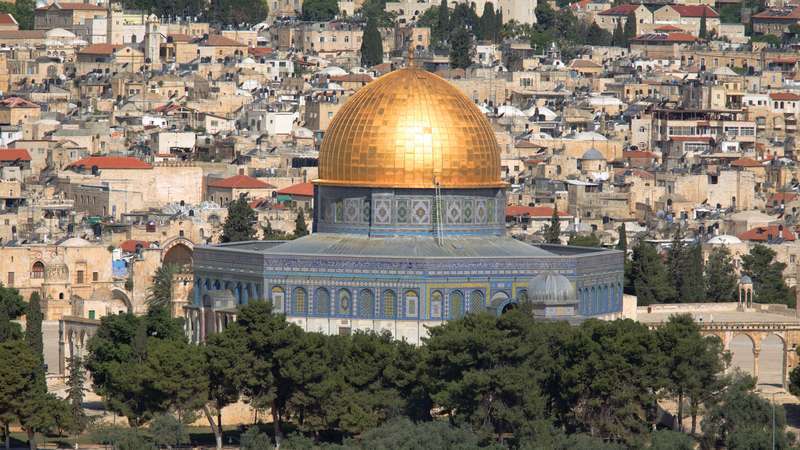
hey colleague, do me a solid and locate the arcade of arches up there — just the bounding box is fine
[708,325,797,388]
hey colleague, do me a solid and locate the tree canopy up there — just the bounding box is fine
[221,195,257,243]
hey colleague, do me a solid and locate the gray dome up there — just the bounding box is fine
[527,272,576,305]
[740,275,752,284]
[580,148,605,161]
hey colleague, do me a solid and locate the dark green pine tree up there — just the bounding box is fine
[25,292,44,374]
[294,210,309,238]
[435,0,449,45]
[448,27,474,69]
[542,208,561,244]
[617,224,627,253]
[66,355,87,437]
[704,246,738,302]
[623,12,637,45]
[360,18,384,68]
[478,2,497,42]
[630,241,675,305]
[221,194,257,243]
[682,244,705,302]
[741,244,793,305]
[0,283,25,342]
[586,22,610,46]
[611,19,624,47]
[699,8,708,39]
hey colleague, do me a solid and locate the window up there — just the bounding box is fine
[88,310,96,320]
[271,286,285,313]
[293,287,307,314]
[382,290,396,318]
[7,272,13,286]
[314,287,330,315]
[77,270,84,284]
[357,289,374,318]
[92,272,99,282]
[404,290,418,318]
[338,289,351,315]
[31,261,44,279]
[469,290,484,313]
[430,291,443,319]
[449,291,464,319]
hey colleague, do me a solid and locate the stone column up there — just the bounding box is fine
[753,348,760,382]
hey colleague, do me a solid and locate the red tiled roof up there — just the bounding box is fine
[731,157,762,168]
[769,57,800,64]
[36,2,106,10]
[120,239,150,253]
[277,182,314,197]
[77,44,121,56]
[505,205,570,218]
[0,149,31,161]
[207,174,274,189]
[654,24,683,32]
[669,4,719,18]
[599,4,640,15]
[769,92,800,101]
[752,6,800,20]
[738,225,795,242]
[168,33,192,43]
[248,47,274,57]
[202,35,246,47]
[0,97,39,109]
[67,156,152,170]
[630,169,655,179]
[0,13,17,26]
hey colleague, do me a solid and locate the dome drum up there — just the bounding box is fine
[314,185,506,237]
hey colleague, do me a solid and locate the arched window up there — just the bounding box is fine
[382,290,396,319]
[430,290,443,319]
[357,289,374,318]
[271,286,285,313]
[469,290,484,313]
[31,261,45,279]
[449,291,464,319]
[517,289,528,302]
[314,287,330,315]
[404,290,418,318]
[293,287,307,314]
[337,289,351,315]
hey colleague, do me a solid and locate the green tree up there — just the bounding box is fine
[360,17,384,68]
[611,19,624,47]
[568,233,601,247]
[650,430,694,450]
[433,0,450,47]
[240,426,272,450]
[699,8,708,39]
[657,314,727,434]
[143,338,208,422]
[209,0,268,25]
[343,417,502,449]
[262,220,288,240]
[704,246,738,301]
[448,27,474,69]
[741,244,792,305]
[65,355,87,438]
[221,194,257,243]
[205,327,246,450]
[630,241,675,305]
[294,209,309,238]
[146,263,180,311]
[301,0,338,21]
[0,283,25,342]
[149,414,190,449]
[585,22,611,46]
[702,374,790,449]
[0,339,38,450]
[617,225,627,252]
[666,232,704,303]
[542,208,561,244]
[623,12,637,44]
[789,364,800,398]
[13,0,34,30]
[478,2,497,42]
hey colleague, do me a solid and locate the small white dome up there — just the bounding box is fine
[707,235,742,245]
[59,237,91,247]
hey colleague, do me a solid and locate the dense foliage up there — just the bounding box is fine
[221,194,257,243]
[79,302,777,449]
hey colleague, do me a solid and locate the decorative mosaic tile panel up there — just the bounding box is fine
[362,200,371,224]
[475,199,487,224]
[411,199,431,225]
[344,198,360,224]
[446,198,461,224]
[487,199,496,223]
[396,199,410,224]
[463,199,474,224]
[374,198,392,225]
[335,200,344,223]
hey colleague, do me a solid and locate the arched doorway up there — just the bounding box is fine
[758,334,785,387]
[729,334,756,377]
[163,242,193,267]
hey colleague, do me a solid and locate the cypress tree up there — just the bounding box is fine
[699,8,708,39]
[705,246,738,302]
[25,292,44,372]
[294,210,309,238]
[221,194,257,243]
[66,355,87,437]
[631,241,675,305]
[612,19,624,47]
[479,2,496,42]
[360,17,384,68]
[623,12,637,45]
[436,0,449,45]
[448,27,474,69]
[617,224,627,253]
[543,208,562,244]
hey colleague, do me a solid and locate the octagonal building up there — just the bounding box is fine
[190,66,624,344]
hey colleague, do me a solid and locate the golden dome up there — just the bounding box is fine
[316,67,503,189]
